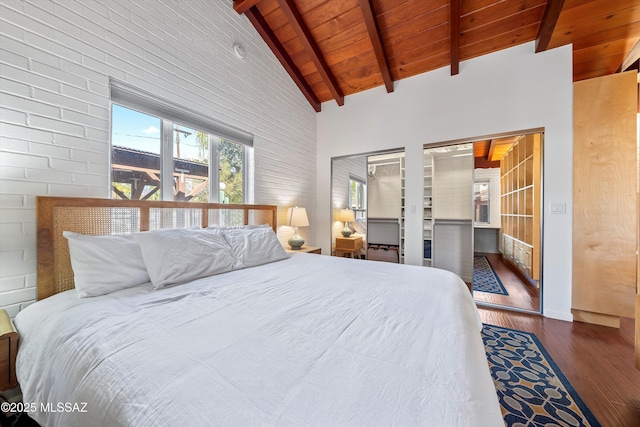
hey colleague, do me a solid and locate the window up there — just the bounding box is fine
[474,181,490,224]
[109,80,253,203]
[111,105,162,200]
[349,176,366,211]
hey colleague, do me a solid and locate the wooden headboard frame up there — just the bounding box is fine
[36,196,278,300]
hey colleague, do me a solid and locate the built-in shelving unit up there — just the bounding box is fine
[499,134,540,282]
[423,151,432,267]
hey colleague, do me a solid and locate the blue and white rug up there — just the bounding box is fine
[482,324,601,427]
[473,255,509,295]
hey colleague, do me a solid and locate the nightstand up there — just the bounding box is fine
[0,310,18,392]
[334,236,363,258]
[285,246,322,255]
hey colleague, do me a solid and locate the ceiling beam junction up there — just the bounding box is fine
[244,6,321,112]
[618,39,640,73]
[450,0,460,76]
[233,0,262,15]
[360,0,394,93]
[277,0,344,106]
[535,0,565,53]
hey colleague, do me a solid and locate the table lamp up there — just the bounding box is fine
[337,208,355,237]
[286,206,309,249]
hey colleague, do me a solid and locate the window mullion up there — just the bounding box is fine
[210,136,220,203]
[243,144,252,204]
[161,120,174,201]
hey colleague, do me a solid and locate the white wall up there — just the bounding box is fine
[0,0,317,316]
[367,163,401,218]
[331,156,366,213]
[317,42,573,321]
[432,152,473,220]
[474,228,499,254]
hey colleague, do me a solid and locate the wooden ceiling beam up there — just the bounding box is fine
[360,0,394,93]
[487,139,496,161]
[276,0,344,106]
[618,39,640,72]
[233,0,262,15]
[535,0,565,53]
[244,7,321,112]
[450,0,460,76]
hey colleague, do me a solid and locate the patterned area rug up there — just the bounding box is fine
[473,255,509,295]
[482,324,601,427]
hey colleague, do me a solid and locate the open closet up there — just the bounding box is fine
[423,131,543,313]
[422,144,473,283]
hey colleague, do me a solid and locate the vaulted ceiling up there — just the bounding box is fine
[233,0,640,112]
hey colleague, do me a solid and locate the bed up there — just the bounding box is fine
[14,197,503,427]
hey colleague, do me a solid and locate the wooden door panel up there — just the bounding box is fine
[572,71,637,325]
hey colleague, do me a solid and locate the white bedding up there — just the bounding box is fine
[15,254,502,427]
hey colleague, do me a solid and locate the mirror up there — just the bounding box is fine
[331,133,542,314]
[422,131,543,314]
[422,143,474,282]
[331,154,368,259]
[331,150,405,263]
[471,132,542,313]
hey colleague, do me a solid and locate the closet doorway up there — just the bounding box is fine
[331,150,405,264]
[423,130,543,313]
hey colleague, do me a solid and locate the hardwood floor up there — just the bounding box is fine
[473,253,539,312]
[479,307,640,427]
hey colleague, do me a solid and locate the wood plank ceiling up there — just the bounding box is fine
[234,0,640,112]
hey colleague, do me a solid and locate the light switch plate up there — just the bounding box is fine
[550,203,566,214]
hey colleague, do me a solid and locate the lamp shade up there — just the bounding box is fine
[286,206,309,227]
[336,208,355,222]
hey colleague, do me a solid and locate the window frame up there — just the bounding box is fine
[349,175,366,211]
[109,80,253,203]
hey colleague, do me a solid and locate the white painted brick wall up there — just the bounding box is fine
[0,0,317,316]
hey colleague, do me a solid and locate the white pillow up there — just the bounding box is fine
[222,227,289,269]
[136,228,236,289]
[206,224,270,230]
[63,231,150,298]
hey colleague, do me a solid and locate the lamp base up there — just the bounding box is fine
[341,224,352,237]
[288,234,305,250]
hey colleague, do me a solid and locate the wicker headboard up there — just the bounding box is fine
[36,197,278,300]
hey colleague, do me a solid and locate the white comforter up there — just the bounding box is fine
[15,254,502,427]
